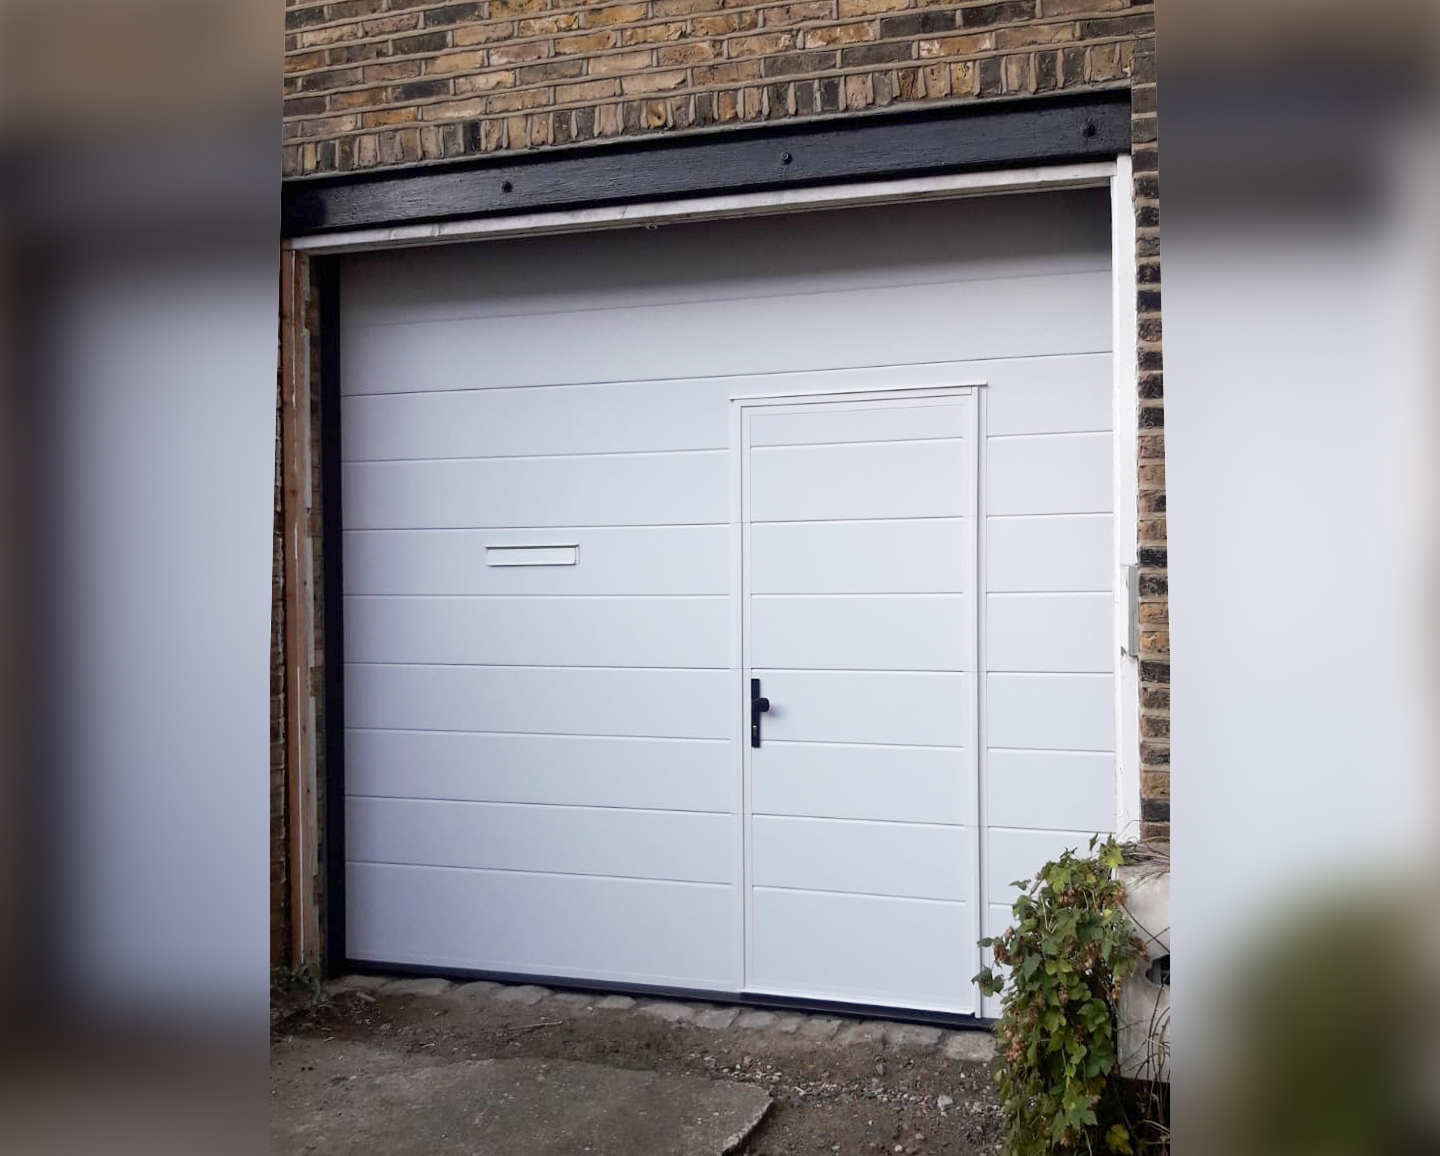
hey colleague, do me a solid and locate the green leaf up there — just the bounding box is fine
[1105,1123,1133,1154]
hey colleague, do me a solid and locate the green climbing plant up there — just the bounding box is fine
[975,837,1150,1155]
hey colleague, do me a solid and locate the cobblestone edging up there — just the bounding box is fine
[329,974,997,1063]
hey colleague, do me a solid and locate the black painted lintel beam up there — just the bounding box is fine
[282,89,1130,237]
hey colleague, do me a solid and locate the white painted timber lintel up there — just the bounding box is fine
[288,161,1118,253]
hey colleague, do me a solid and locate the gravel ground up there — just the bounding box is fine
[271,977,1003,1155]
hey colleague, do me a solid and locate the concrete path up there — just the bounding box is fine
[271,976,1000,1155]
[272,1040,771,1156]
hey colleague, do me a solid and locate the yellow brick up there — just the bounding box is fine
[1088,41,1121,80]
[838,0,910,16]
[329,87,385,111]
[918,32,992,57]
[364,60,422,83]
[949,58,977,93]
[454,22,517,46]
[489,41,550,64]
[420,97,486,120]
[285,50,327,74]
[994,22,1076,48]
[1140,770,1169,800]
[762,1,832,27]
[518,13,580,35]
[585,3,650,28]
[556,78,622,102]
[657,40,719,65]
[1003,51,1033,92]
[362,14,420,36]
[454,70,516,94]
[1040,0,1125,14]
[297,23,362,48]
[693,12,759,36]
[843,72,872,108]
[362,108,418,128]
[802,22,875,48]
[621,69,688,94]
[694,60,762,84]
[728,31,796,57]
[426,50,489,74]
[653,0,719,15]
[621,22,690,44]
[556,31,619,54]
[487,87,553,112]
[588,50,654,76]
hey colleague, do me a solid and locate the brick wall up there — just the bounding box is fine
[276,0,1167,912]
[282,0,1152,175]
[1130,48,1165,842]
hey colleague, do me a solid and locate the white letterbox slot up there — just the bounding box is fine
[485,545,579,567]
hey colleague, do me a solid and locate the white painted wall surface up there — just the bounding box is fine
[340,191,1118,1005]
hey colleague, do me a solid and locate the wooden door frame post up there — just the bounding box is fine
[279,246,321,971]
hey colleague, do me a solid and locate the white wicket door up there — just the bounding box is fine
[741,390,981,1014]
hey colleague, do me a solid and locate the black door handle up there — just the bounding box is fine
[750,678,771,748]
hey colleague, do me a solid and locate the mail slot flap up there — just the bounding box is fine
[486,545,579,567]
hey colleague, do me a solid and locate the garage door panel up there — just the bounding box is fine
[749,401,968,448]
[986,433,1113,516]
[343,526,730,596]
[754,671,971,748]
[340,273,1112,395]
[986,749,1116,833]
[986,593,1113,673]
[344,596,730,668]
[342,379,727,462]
[750,816,970,902]
[347,797,732,883]
[750,519,970,595]
[751,742,970,825]
[346,730,732,812]
[339,191,1112,332]
[749,595,969,672]
[342,451,728,530]
[345,665,731,738]
[986,673,1115,752]
[339,193,1118,1004]
[750,888,975,1013]
[347,862,735,988]
[986,515,1112,593]
[986,361,1114,436]
[749,440,971,523]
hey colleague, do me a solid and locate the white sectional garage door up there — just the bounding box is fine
[340,190,1119,1015]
